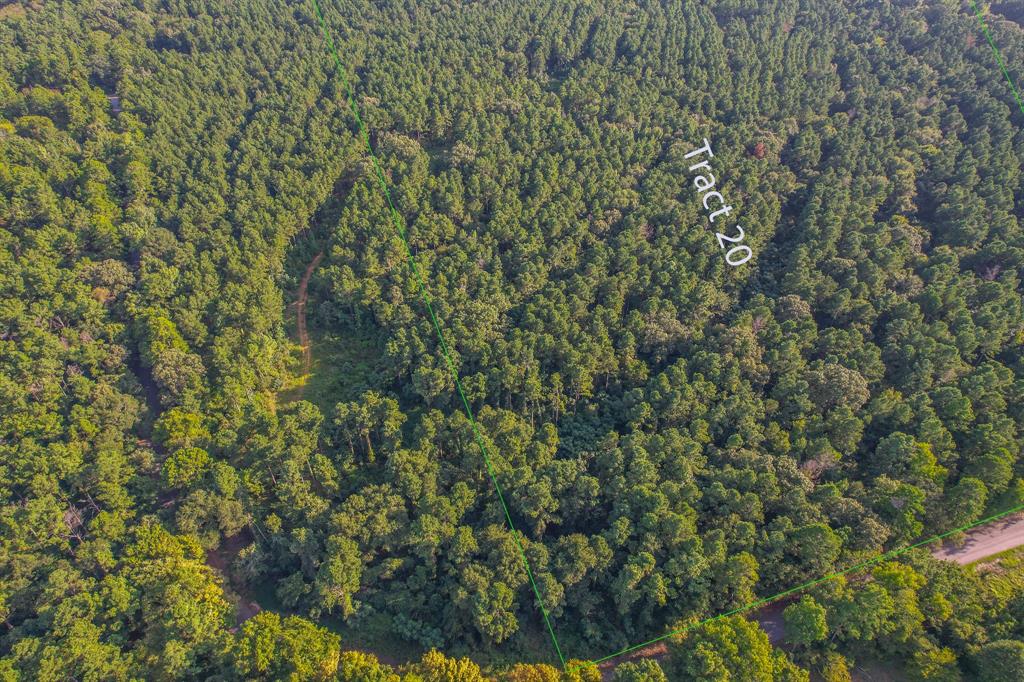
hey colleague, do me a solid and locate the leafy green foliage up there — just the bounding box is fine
[783,596,828,647]
[665,616,808,682]
[973,640,1024,682]
[1,0,1023,678]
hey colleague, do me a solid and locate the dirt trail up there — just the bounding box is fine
[595,643,669,679]
[204,530,262,625]
[933,513,1024,565]
[594,513,1024,678]
[294,251,324,376]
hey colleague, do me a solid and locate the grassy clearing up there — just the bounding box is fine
[971,547,1024,604]
[246,579,421,667]
[849,661,903,682]
[968,545,1024,568]
[278,326,388,414]
[0,3,26,21]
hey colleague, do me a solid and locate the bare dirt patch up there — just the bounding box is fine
[294,250,325,378]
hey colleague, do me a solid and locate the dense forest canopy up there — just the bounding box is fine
[1,0,1023,679]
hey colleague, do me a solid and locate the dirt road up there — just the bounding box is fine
[932,513,1024,565]
[293,251,324,376]
[592,512,1024,677]
[753,513,1024,644]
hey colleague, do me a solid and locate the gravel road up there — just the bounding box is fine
[932,513,1024,565]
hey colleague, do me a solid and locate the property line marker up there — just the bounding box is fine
[969,0,1024,117]
[567,502,1024,672]
[308,0,567,667]
[566,4,1024,672]
[309,0,1024,672]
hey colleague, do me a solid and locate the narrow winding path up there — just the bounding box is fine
[279,256,1024,676]
[208,251,327,626]
[294,251,324,377]
[595,512,1024,678]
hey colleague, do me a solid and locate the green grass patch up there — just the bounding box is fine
[972,547,1024,603]
[968,545,1024,568]
[279,326,389,415]
[246,577,423,666]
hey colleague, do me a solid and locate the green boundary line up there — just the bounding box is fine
[566,6,1024,672]
[565,7,1024,671]
[566,502,1024,672]
[970,0,1024,117]
[308,0,1024,672]
[308,0,567,668]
